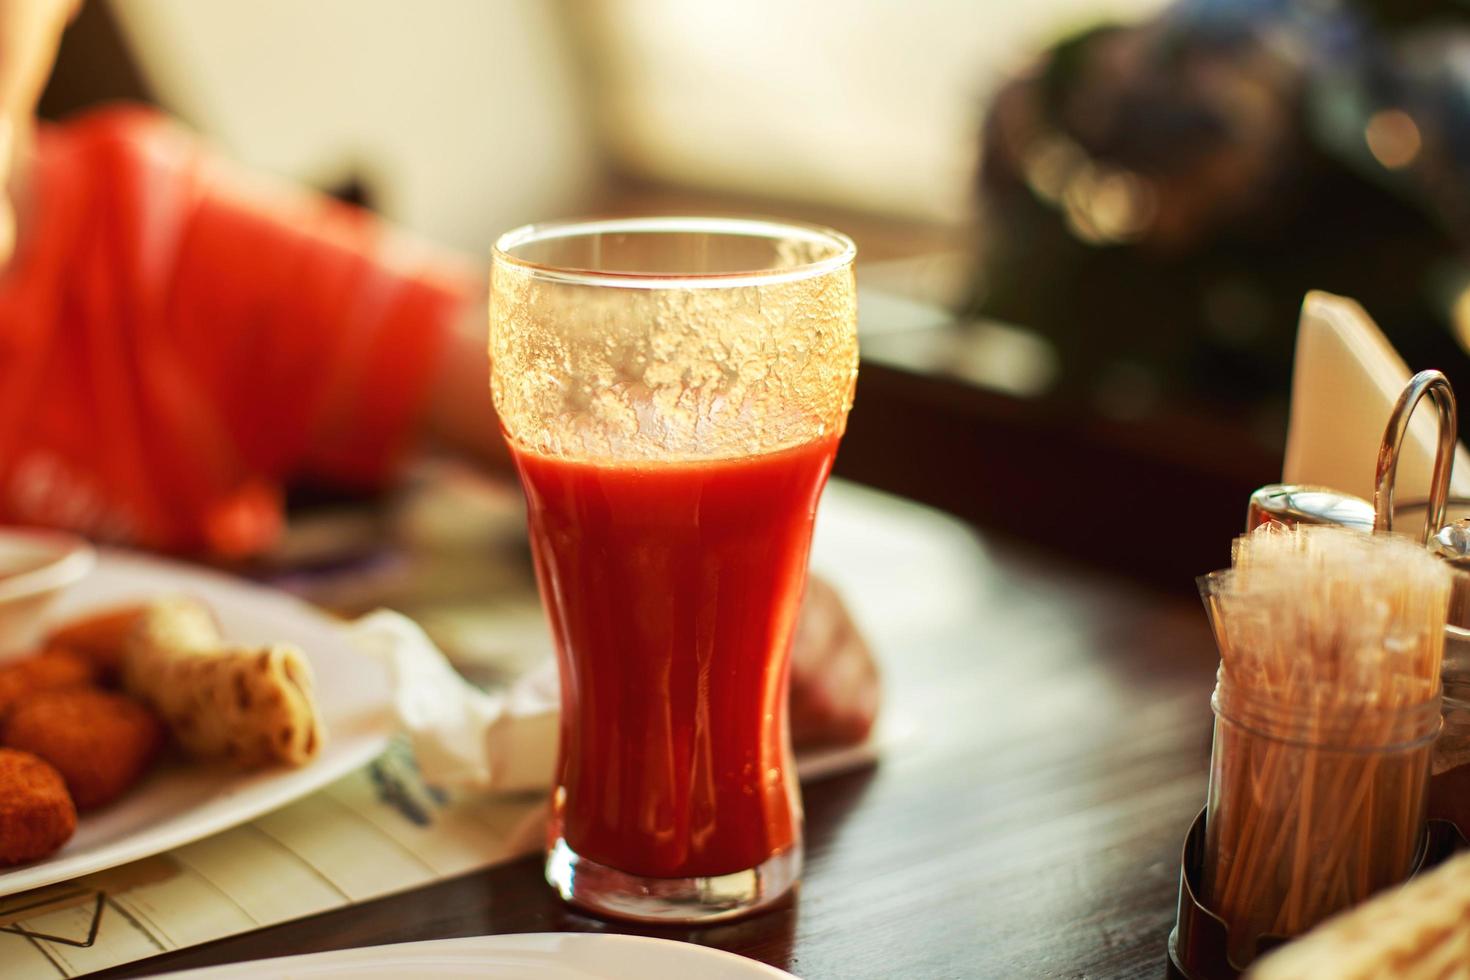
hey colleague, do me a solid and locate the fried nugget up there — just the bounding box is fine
[2,688,163,810]
[0,649,97,716]
[45,604,145,681]
[0,748,76,865]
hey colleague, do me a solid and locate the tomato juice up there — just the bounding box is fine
[513,435,838,878]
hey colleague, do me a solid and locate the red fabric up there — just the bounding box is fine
[0,106,476,557]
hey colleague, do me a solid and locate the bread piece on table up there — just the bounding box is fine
[123,598,323,768]
[3,688,163,810]
[1249,848,1470,979]
[0,748,76,865]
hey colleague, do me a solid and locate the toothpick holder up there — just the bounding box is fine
[1166,807,1465,979]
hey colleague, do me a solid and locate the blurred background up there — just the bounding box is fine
[42,0,1470,586]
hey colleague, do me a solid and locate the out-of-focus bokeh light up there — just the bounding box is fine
[1021,135,1084,205]
[1451,285,1470,355]
[1364,108,1422,170]
[1062,165,1157,245]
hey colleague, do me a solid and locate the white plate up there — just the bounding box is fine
[0,548,395,897]
[163,934,797,979]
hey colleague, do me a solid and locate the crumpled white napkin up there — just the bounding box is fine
[351,608,881,793]
[351,609,559,793]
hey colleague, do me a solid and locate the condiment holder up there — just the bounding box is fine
[1168,369,1470,978]
[1167,810,1466,980]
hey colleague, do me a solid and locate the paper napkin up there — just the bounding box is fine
[351,609,560,793]
[353,609,879,794]
[1283,291,1470,500]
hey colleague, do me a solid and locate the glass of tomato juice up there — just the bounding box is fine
[489,217,858,922]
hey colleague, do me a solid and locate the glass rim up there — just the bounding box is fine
[491,215,857,289]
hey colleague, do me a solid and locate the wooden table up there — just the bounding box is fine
[100,482,1222,979]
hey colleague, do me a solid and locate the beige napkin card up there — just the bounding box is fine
[1283,291,1470,501]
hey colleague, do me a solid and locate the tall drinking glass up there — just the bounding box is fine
[489,217,858,922]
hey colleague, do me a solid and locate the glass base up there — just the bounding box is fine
[544,836,802,924]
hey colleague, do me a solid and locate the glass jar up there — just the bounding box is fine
[1203,667,1440,968]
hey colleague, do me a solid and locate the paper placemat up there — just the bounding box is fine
[0,740,546,979]
[0,735,882,979]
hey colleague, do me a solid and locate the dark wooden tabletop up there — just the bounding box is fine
[95,481,1223,980]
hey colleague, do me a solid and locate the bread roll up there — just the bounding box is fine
[1250,848,1470,979]
[123,598,323,768]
